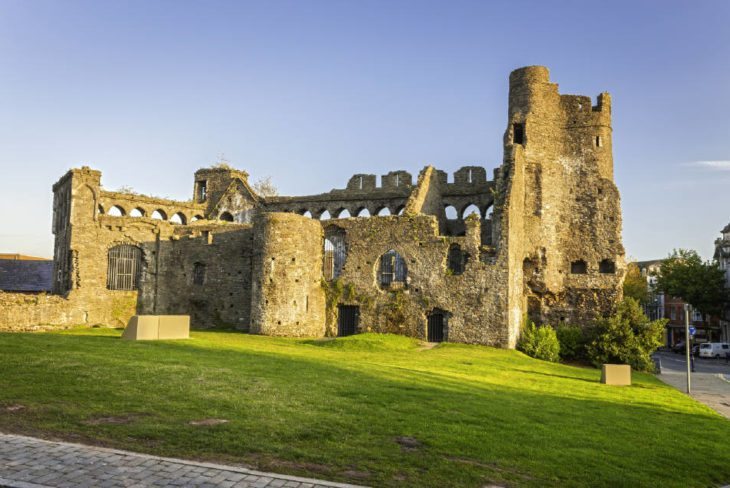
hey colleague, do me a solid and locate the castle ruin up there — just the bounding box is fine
[0,66,625,347]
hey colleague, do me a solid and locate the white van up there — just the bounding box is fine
[698,342,730,358]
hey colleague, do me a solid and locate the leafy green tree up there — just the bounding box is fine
[518,320,560,362]
[585,297,666,372]
[654,249,729,319]
[623,261,649,304]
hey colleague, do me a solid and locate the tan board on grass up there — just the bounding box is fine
[601,364,631,386]
[122,315,190,340]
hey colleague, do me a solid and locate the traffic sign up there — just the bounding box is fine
[689,326,696,336]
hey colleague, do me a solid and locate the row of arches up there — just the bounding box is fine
[444,203,493,220]
[100,204,204,225]
[304,205,405,220]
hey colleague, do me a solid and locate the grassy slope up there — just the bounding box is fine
[0,329,728,487]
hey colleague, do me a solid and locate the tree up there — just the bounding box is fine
[585,297,666,372]
[253,176,278,197]
[654,249,729,319]
[623,261,649,304]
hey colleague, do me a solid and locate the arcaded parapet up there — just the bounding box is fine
[503,66,624,326]
[250,213,326,336]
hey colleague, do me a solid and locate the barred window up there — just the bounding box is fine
[193,262,206,285]
[107,244,142,290]
[323,233,346,281]
[379,249,407,288]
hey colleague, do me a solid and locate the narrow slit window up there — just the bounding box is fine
[513,123,525,145]
[595,136,602,147]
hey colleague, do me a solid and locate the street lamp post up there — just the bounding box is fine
[684,303,691,394]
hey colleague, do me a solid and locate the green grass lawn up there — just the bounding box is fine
[1,329,729,487]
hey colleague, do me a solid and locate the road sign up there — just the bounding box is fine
[689,326,696,336]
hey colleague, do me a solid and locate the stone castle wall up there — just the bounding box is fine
[1,66,626,347]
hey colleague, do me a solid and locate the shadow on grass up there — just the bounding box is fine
[1,331,729,488]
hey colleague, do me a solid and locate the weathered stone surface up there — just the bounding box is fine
[0,66,625,348]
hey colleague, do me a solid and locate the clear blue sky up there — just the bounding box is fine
[1,0,728,260]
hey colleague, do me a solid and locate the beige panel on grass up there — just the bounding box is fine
[600,364,631,386]
[122,315,189,340]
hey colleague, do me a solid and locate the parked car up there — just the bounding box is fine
[698,342,730,359]
[672,341,686,353]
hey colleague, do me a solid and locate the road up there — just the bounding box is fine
[654,350,730,419]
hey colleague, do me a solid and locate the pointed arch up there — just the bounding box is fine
[337,208,351,218]
[462,204,481,219]
[357,208,370,217]
[302,210,313,218]
[170,212,186,225]
[377,207,391,216]
[320,210,331,220]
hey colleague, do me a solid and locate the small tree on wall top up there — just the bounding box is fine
[623,261,649,304]
[654,249,729,319]
[253,176,278,197]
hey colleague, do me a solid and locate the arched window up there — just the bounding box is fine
[337,209,351,218]
[379,249,407,288]
[323,230,347,280]
[357,208,370,217]
[484,205,494,220]
[108,205,125,217]
[107,244,142,290]
[570,260,587,274]
[447,244,467,275]
[129,208,145,217]
[191,215,203,222]
[377,207,391,216]
[219,211,234,222]
[170,212,186,225]
[599,259,616,274]
[396,206,405,216]
[462,204,480,219]
[444,205,458,219]
[320,210,331,220]
[151,209,167,220]
[192,262,206,285]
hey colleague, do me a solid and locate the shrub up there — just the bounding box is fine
[555,324,587,360]
[585,297,667,372]
[518,320,560,362]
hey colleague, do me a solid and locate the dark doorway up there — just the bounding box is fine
[427,311,446,343]
[338,305,359,337]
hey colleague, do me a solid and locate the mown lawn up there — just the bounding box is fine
[0,329,728,487]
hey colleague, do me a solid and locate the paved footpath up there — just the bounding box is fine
[0,433,365,488]
[655,352,730,420]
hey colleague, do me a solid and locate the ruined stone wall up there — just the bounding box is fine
[504,66,624,327]
[148,225,254,329]
[315,214,511,346]
[250,213,326,336]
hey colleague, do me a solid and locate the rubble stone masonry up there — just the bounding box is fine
[0,66,625,347]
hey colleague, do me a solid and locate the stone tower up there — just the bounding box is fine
[500,66,624,325]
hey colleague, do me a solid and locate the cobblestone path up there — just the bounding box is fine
[0,433,365,488]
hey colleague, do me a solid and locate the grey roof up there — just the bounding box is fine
[0,259,53,292]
